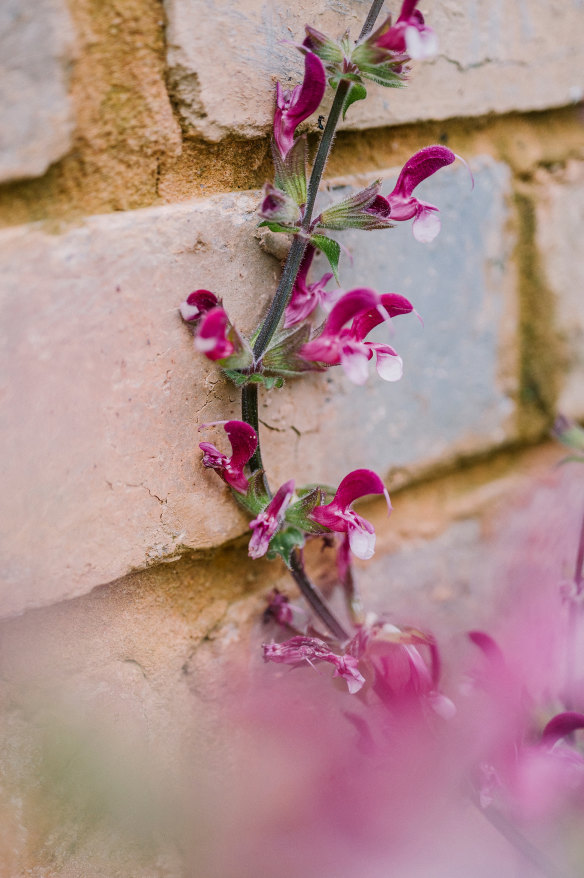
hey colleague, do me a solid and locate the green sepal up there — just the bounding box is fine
[342,82,367,120]
[233,469,270,516]
[272,137,308,206]
[266,526,306,563]
[296,483,336,503]
[257,221,300,235]
[223,369,284,390]
[558,455,584,466]
[285,487,329,534]
[328,70,364,89]
[357,63,406,89]
[310,234,340,284]
[262,324,314,375]
[303,26,344,65]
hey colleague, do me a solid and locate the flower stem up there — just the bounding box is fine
[240,0,385,638]
[250,0,384,365]
[289,549,349,641]
[241,383,263,472]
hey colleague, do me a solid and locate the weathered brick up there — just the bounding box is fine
[536,162,584,420]
[0,0,75,183]
[0,157,516,614]
[164,0,584,141]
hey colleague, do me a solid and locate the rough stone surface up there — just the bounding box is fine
[164,0,584,142]
[0,0,75,183]
[536,161,584,420]
[0,157,516,614]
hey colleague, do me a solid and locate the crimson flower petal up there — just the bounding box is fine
[224,420,258,470]
[542,712,584,746]
[179,289,219,322]
[391,146,456,201]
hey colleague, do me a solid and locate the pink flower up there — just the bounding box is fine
[387,146,469,243]
[179,289,219,323]
[284,245,336,328]
[310,469,391,560]
[372,0,438,60]
[199,420,258,494]
[299,288,413,385]
[249,480,295,559]
[274,52,326,158]
[264,589,311,633]
[263,635,366,694]
[194,307,238,361]
[258,182,301,226]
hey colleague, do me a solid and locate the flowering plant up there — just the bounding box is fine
[179,1,584,873]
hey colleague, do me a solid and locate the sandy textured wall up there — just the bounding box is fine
[0,1,583,873]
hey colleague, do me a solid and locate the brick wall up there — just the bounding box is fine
[0,1,583,873]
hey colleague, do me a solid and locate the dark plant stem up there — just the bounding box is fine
[241,383,263,472]
[252,236,308,361]
[358,0,387,41]
[239,0,385,638]
[250,0,384,366]
[289,550,349,641]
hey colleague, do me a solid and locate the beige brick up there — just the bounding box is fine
[164,0,584,141]
[0,158,516,615]
[536,162,584,420]
[0,0,75,183]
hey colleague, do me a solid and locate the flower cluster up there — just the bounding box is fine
[175,0,584,869]
[172,1,584,870]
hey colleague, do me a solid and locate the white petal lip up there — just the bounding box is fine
[348,523,376,560]
[412,208,441,243]
[405,25,438,60]
[195,335,219,353]
[342,349,370,385]
[375,351,403,382]
[180,301,201,321]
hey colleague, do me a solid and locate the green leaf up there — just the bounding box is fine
[310,234,341,284]
[233,469,270,516]
[262,324,314,375]
[266,526,306,563]
[223,369,284,390]
[342,82,367,120]
[257,221,299,235]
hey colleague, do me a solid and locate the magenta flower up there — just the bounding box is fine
[179,289,219,323]
[263,635,366,694]
[494,713,584,822]
[387,145,464,243]
[199,420,258,494]
[310,469,391,560]
[284,245,336,328]
[264,589,311,633]
[299,288,413,384]
[372,0,438,60]
[249,480,295,559]
[274,52,326,158]
[351,621,455,716]
[258,182,301,226]
[194,307,238,361]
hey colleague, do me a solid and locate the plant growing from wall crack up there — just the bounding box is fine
[180,3,584,874]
